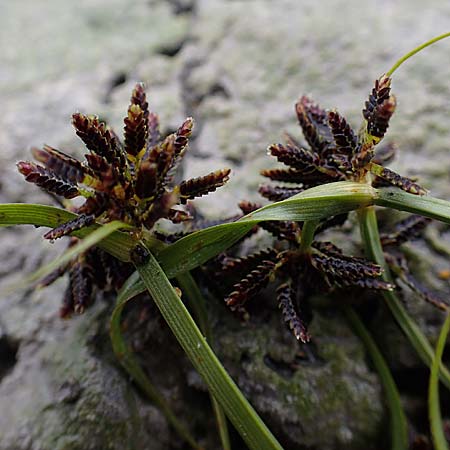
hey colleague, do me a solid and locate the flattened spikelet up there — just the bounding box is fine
[277,283,310,342]
[220,249,278,278]
[268,143,319,170]
[328,110,358,156]
[371,165,426,195]
[258,184,304,201]
[17,161,80,198]
[43,214,95,240]
[261,220,300,242]
[124,104,148,157]
[225,260,276,310]
[295,96,332,154]
[32,145,92,183]
[381,215,431,247]
[362,75,396,140]
[70,257,95,314]
[311,250,394,290]
[135,161,158,199]
[72,113,122,165]
[179,168,231,203]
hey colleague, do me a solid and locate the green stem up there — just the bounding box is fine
[358,207,450,390]
[109,288,202,450]
[135,246,283,450]
[429,312,450,450]
[177,273,232,450]
[344,306,408,450]
[299,220,319,253]
[386,32,450,77]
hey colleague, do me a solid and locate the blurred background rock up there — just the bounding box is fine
[1,1,449,448]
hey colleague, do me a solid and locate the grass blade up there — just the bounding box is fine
[159,181,375,277]
[358,206,450,391]
[177,272,231,450]
[134,245,283,450]
[376,189,450,224]
[345,306,408,450]
[0,204,135,261]
[429,312,450,450]
[28,221,130,284]
[109,275,202,450]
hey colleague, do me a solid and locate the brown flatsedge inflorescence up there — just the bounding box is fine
[218,76,441,342]
[259,74,427,201]
[18,83,230,317]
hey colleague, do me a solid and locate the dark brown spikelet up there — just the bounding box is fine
[387,254,449,311]
[261,221,300,242]
[258,184,304,201]
[328,110,358,156]
[179,168,231,203]
[220,249,278,279]
[32,145,92,183]
[370,165,427,195]
[362,75,396,140]
[173,118,194,163]
[72,113,122,165]
[152,134,178,189]
[124,104,148,157]
[295,96,333,155]
[69,256,95,315]
[225,259,276,311]
[277,283,310,342]
[310,249,394,290]
[381,215,431,247]
[134,161,158,199]
[238,200,300,241]
[17,161,80,199]
[268,143,319,171]
[142,191,178,229]
[124,83,150,157]
[43,214,96,240]
[262,168,336,185]
[37,263,69,288]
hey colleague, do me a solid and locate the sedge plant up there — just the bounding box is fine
[1,33,450,450]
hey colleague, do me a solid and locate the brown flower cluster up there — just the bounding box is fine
[18,83,230,316]
[218,76,445,342]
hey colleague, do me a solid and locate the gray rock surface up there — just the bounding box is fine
[1,0,450,448]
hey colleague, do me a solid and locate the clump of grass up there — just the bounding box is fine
[1,32,450,450]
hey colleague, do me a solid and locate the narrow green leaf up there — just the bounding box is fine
[345,306,408,450]
[429,313,450,450]
[376,189,450,224]
[30,221,130,283]
[0,204,135,261]
[134,246,283,450]
[159,181,375,277]
[3,221,132,295]
[109,275,202,450]
[177,272,231,450]
[358,206,450,390]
